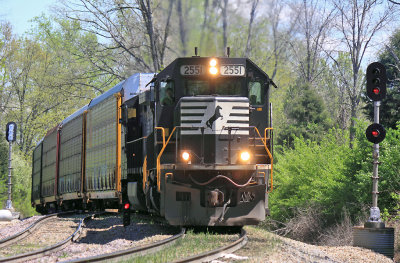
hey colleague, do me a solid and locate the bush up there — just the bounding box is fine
[269,121,400,243]
[349,122,400,215]
[0,144,36,217]
[270,128,350,224]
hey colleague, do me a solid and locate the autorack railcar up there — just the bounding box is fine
[32,54,274,227]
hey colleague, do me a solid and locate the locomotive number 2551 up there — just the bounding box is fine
[180,65,203,75]
[221,65,245,76]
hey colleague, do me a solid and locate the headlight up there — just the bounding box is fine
[182,151,190,161]
[209,58,218,75]
[240,151,250,162]
[210,58,217,67]
[209,67,218,74]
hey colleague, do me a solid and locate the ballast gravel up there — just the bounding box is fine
[2,216,395,262]
[233,226,394,263]
[32,215,173,262]
[0,216,44,239]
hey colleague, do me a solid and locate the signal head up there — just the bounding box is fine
[366,123,386,144]
[366,62,387,101]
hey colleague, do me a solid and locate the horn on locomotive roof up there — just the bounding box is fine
[194,47,198,57]
[226,47,230,57]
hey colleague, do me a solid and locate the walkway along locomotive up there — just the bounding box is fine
[31,55,274,226]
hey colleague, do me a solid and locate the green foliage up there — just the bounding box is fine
[364,28,400,129]
[0,133,8,201]
[0,142,36,217]
[270,129,350,223]
[271,121,400,226]
[0,131,7,178]
[349,122,400,213]
[9,149,37,217]
[278,83,332,147]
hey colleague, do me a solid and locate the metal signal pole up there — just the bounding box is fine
[5,122,17,211]
[354,62,393,259]
[369,101,381,224]
[6,140,13,210]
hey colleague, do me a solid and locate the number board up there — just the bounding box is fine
[220,65,245,76]
[180,65,204,75]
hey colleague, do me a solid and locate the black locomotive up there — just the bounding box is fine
[32,55,274,226]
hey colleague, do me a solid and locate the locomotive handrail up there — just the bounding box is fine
[156,126,177,192]
[143,156,147,191]
[126,136,147,145]
[264,127,273,141]
[155,125,273,193]
[254,127,273,192]
[155,127,166,147]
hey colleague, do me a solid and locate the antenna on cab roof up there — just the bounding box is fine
[226,47,230,57]
[193,47,199,57]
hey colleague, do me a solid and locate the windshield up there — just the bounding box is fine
[184,80,210,96]
[184,79,242,96]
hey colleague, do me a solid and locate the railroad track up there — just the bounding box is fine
[62,227,185,263]
[174,228,248,263]
[62,227,246,262]
[0,212,68,248]
[0,212,93,263]
[0,212,247,263]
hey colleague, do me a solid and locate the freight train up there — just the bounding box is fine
[31,55,274,226]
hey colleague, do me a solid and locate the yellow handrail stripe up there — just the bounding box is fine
[155,127,166,147]
[143,156,147,191]
[156,127,177,192]
[254,127,273,192]
[154,126,273,193]
[264,127,273,140]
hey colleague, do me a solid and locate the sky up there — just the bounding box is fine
[0,0,55,35]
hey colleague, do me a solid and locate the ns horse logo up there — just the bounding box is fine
[206,106,223,129]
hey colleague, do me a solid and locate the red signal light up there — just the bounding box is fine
[371,130,380,137]
[372,87,380,95]
[124,203,130,210]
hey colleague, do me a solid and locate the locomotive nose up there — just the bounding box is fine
[180,96,250,164]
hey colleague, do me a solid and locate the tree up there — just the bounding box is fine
[289,0,336,85]
[0,131,7,180]
[278,82,332,147]
[244,0,258,58]
[330,0,398,147]
[1,17,105,154]
[61,0,175,75]
[0,22,15,119]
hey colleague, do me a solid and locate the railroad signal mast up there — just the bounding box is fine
[5,122,17,211]
[365,62,387,228]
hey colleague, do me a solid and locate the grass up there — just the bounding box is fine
[0,243,42,257]
[122,229,237,263]
[59,251,70,258]
[236,226,282,262]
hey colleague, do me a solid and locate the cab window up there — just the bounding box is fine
[160,81,175,105]
[248,81,264,105]
[215,79,241,95]
[184,80,209,96]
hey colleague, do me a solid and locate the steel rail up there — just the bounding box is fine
[173,228,248,263]
[0,211,75,248]
[62,227,185,263]
[0,212,94,263]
